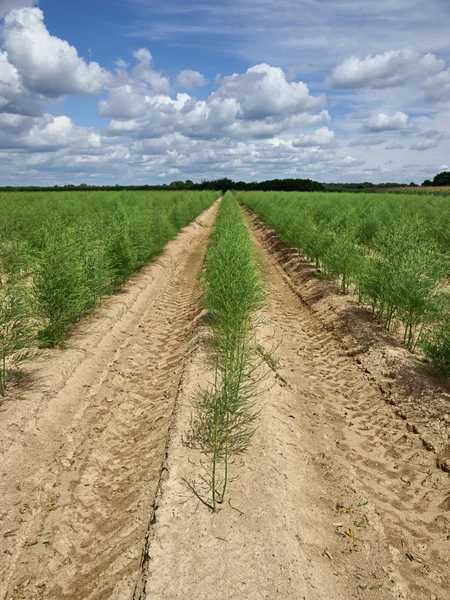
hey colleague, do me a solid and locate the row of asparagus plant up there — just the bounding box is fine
[189,192,266,511]
[239,191,450,375]
[0,190,217,395]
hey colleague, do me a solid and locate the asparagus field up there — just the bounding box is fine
[0,190,216,393]
[0,191,449,600]
[239,191,450,372]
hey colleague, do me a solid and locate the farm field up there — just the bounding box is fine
[0,191,449,600]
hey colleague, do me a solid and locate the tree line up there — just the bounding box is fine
[1,171,448,193]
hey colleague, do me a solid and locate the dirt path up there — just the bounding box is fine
[143,211,449,599]
[0,202,218,600]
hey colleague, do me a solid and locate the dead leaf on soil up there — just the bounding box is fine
[406,552,424,563]
[344,528,359,539]
[3,528,19,538]
[336,503,355,514]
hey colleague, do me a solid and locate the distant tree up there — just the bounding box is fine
[432,171,450,186]
[422,179,433,187]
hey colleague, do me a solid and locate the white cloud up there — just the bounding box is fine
[100,85,157,120]
[385,142,405,150]
[215,63,325,120]
[328,48,444,89]
[1,3,450,186]
[0,0,36,18]
[130,48,171,94]
[348,137,387,147]
[292,127,334,147]
[423,69,450,103]
[0,112,104,151]
[0,49,46,115]
[3,8,111,96]
[102,61,327,142]
[286,64,318,81]
[364,111,409,132]
[410,138,440,150]
[176,69,207,89]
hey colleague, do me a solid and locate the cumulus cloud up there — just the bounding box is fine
[0,49,47,115]
[2,8,111,96]
[130,48,171,94]
[215,63,325,120]
[292,127,334,147]
[102,61,327,142]
[364,111,409,132]
[423,69,450,103]
[0,0,36,18]
[328,48,444,89]
[176,69,207,89]
[0,112,103,151]
[2,3,449,186]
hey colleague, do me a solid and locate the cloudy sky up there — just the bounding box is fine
[0,0,449,185]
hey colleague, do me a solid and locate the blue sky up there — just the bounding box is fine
[0,0,449,185]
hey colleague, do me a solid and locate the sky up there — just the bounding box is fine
[0,0,449,186]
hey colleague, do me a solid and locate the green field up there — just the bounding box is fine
[0,190,217,393]
[238,191,450,371]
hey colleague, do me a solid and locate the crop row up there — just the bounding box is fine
[238,191,450,375]
[189,192,266,510]
[0,190,217,394]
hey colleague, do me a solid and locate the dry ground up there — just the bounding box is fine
[142,212,449,600]
[1,201,449,600]
[0,202,218,600]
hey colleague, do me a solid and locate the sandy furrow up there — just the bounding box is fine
[0,202,218,600]
[142,209,449,600]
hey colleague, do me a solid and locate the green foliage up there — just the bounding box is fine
[190,193,266,511]
[33,226,90,347]
[0,278,39,396]
[422,314,450,376]
[431,171,450,187]
[0,190,217,348]
[240,190,450,365]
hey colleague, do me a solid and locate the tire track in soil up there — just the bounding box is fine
[141,208,449,600]
[249,216,450,599]
[0,202,218,600]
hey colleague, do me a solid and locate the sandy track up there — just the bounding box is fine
[143,210,449,599]
[0,202,218,600]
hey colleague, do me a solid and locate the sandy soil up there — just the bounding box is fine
[246,213,450,467]
[1,200,449,600]
[0,202,218,600]
[143,211,449,600]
